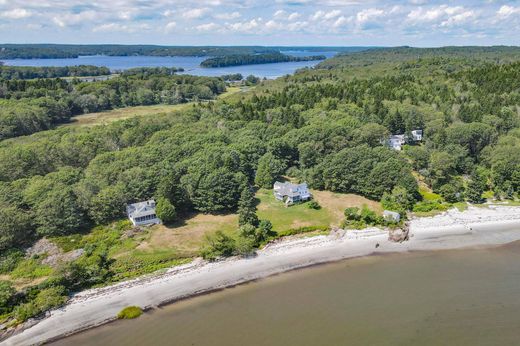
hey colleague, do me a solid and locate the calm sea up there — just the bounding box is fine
[0,51,337,79]
[51,243,520,346]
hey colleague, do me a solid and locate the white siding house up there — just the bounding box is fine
[411,129,423,141]
[273,182,312,205]
[126,199,161,226]
[388,135,406,151]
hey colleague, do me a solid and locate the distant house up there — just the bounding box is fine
[411,129,423,142]
[273,181,312,205]
[386,129,423,151]
[126,199,161,226]
[388,134,406,151]
[383,210,401,223]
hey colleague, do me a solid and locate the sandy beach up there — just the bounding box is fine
[3,205,520,346]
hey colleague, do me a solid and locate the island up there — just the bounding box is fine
[200,52,327,68]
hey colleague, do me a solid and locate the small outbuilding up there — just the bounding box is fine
[126,199,161,226]
[383,210,401,223]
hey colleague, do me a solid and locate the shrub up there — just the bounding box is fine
[199,231,237,260]
[307,201,321,210]
[0,249,24,274]
[117,306,143,319]
[277,225,329,237]
[10,259,53,279]
[13,286,67,322]
[413,200,449,213]
[344,207,360,221]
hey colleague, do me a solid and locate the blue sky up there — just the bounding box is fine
[0,0,519,46]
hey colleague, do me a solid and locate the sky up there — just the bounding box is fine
[0,1,519,46]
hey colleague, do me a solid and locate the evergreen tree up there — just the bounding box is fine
[155,197,177,224]
[238,187,259,227]
[254,153,286,188]
[466,171,485,204]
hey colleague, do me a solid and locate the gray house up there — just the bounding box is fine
[126,199,161,226]
[383,210,401,223]
[273,181,312,205]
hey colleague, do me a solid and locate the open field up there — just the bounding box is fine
[137,213,239,256]
[63,86,248,127]
[64,104,194,127]
[256,189,382,232]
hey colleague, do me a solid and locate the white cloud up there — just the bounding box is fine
[310,9,342,21]
[52,11,99,28]
[288,12,301,21]
[1,8,32,19]
[227,18,260,33]
[497,5,520,18]
[183,8,210,19]
[214,11,241,20]
[356,8,384,24]
[407,5,476,28]
[92,23,150,33]
[196,22,220,31]
[164,21,177,33]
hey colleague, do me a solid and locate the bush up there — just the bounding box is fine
[200,231,237,261]
[277,225,329,237]
[0,249,24,274]
[307,201,321,210]
[344,207,360,220]
[117,306,143,319]
[14,286,67,322]
[10,259,53,279]
[413,200,449,213]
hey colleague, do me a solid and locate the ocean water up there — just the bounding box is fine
[0,51,337,79]
[51,243,520,346]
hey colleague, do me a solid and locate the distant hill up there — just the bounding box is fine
[0,44,376,60]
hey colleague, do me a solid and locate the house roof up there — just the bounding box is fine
[127,199,157,218]
[274,182,309,197]
[383,210,401,218]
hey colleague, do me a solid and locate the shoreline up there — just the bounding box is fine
[4,205,520,346]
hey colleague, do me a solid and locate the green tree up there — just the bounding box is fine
[155,197,177,224]
[238,187,259,227]
[89,185,127,225]
[0,280,15,313]
[255,153,286,188]
[34,188,86,236]
[0,206,33,251]
[466,171,486,204]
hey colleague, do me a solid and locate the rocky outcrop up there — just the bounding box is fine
[388,222,410,243]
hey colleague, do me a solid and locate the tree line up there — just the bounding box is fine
[0,65,110,80]
[0,73,226,140]
[200,53,326,68]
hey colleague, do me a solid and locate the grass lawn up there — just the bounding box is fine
[137,213,239,257]
[63,86,247,127]
[256,189,382,233]
[64,104,195,127]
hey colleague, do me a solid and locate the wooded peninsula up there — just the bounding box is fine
[200,52,327,68]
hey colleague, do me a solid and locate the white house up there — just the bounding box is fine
[273,181,312,205]
[386,129,423,151]
[126,199,161,226]
[388,134,406,151]
[383,210,401,223]
[411,129,423,141]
